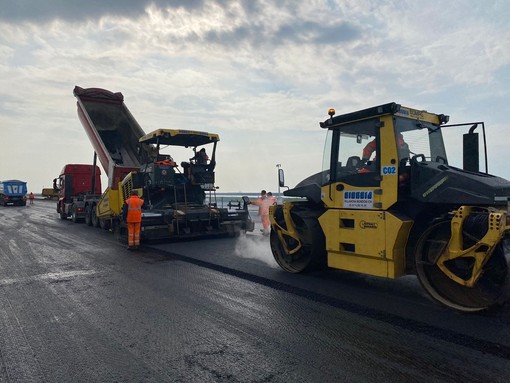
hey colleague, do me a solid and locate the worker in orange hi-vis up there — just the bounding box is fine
[267,191,277,206]
[28,192,35,205]
[124,190,144,250]
[250,190,273,236]
[359,133,409,174]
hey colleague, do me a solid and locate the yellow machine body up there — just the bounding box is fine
[270,102,510,311]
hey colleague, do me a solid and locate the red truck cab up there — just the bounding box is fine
[56,164,102,222]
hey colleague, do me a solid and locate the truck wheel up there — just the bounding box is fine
[85,205,93,226]
[59,204,67,220]
[90,204,100,228]
[270,205,326,273]
[113,220,127,243]
[415,219,509,312]
[71,205,81,223]
[99,219,111,231]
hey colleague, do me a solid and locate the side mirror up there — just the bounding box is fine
[463,125,479,172]
[278,168,285,188]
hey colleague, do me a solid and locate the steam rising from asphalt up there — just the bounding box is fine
[234,234,279,268]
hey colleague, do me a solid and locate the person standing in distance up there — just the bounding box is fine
[267,192,277,206]
[250,190,272,236]
[125,190,144,250]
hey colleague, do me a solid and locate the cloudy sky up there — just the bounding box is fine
[1,0,509,194]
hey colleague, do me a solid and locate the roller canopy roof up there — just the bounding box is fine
[139,129,220,147]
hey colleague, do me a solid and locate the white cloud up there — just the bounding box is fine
[1,0,510,194]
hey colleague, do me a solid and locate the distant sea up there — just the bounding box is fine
[35,191,293,207]
[205,192,288,208]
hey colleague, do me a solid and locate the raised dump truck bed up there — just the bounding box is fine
[73,86,150,189]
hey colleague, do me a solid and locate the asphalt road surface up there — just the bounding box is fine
[1,199,509,382]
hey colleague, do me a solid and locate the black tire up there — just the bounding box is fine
[71,205,81,223]
[111,220,120,238]
[59,203,67,220]
[85,205,93,226]
[99,218,111,231]
[415,220,509,312]
[91,204,100,228]
[270,205,326,273]
[114,221,128,244]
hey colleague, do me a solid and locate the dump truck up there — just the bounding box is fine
[0,180,27,206]
[73,86,253,240]
[270,102,510,312]
[41,188,59,200]
[55,164,102,222]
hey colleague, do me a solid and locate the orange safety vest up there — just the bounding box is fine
[362,139,377,161]
[125,196,144,223]
[363,135,406,161]
[253,197,273,215]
